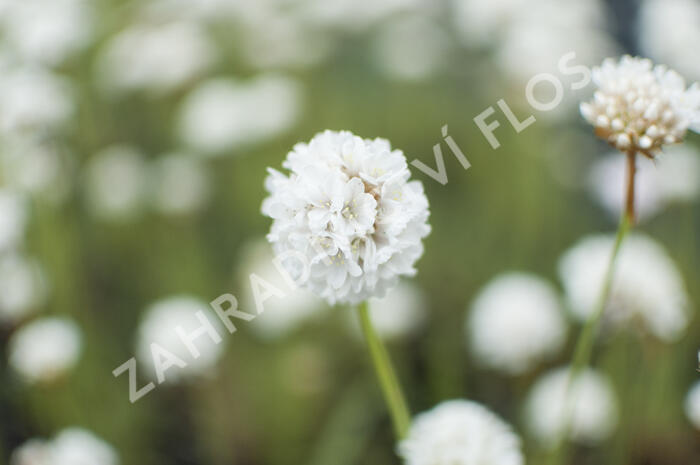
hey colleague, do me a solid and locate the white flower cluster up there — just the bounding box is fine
[11,428,118,465]
[559,233,689,342]
[262,130,431,305]
[467,272,567,375]
[398,400,524,465]
[525,366,618,446]
[8,317,82,384]
[580,55,700,156]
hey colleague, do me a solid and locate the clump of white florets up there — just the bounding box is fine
[467,272,568,375]
[262,130,431,305]
[580,55,700,157]
[558,233,689,342]
[398,400,524,465]
[525,366,618,446]
[11,427,118,465]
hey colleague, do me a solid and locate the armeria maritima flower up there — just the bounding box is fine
[262,130,431,305]
[398,400,524,465]
[580,55,700,157]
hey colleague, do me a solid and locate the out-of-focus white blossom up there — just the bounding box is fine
[136,296,225,383]
[11,428,118,465]
[467,272,567,375]
[178,75,302,154]
[580,56,700,156]
[150,153,210,215]
[0,189,27,252]
[525,367,618,446]
[239,240,326,340]
[83,146,149,222]
[0,253,47,324]
[372,14,449,82]
[639,0,700,81]
[346,280,427,340]
[398,399,524,465]
[0,67,73,134]
[685,379,700,430]
[8,317,82,383]
[588,146,700,221]
[96,20,216,96]
[301,0,430,33]
[262,130,431,305]
[0,0,93,66]
[559,233,689,342]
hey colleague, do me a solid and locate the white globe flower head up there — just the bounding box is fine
[95,20,216,96]
[559,233,689,342]
[0,253,48,324]
[580,55,700,157]
[588,145,700,222]
[238,239,326,340]
[8,317,82,384]
[50,428,119,465]
[178,75,302,155]
[686,379,700,430]
[262,130,431,305]
[467,272,568,375]
[525,366,618,446]
[10,428,118,465]
[150,153,210,216]
[398,399,524,465]
[137,296,225,383]
[83,146,149,222]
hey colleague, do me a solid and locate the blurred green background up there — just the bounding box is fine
[0,0,699,464]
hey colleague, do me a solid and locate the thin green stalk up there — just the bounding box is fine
[356,301,411,440]
[551,151,638,465]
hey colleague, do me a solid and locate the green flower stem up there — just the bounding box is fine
[357,300,411,440]
[551,153,636,465]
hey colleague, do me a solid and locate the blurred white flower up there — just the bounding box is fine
[50,428,119,465]
[150,153,210,216]
[96,20,216,96]
[11,428,118,465]
[178,75,302,154]
[83,146,149,222]
[8,317,82,384]
[588,145,700,221]
[580,56,700,156]
[0,189,27,252]
[0,67,73,134]
[398,399,524,465]
[0,0,93,66]
[301,0,430,33]
[137,296,225,383]
[9,439,52,465]
[467,272,567,375]
[262,130,431,305]
[0,253,48,324]
[239,239,325,340]
[346,280,427,340]
[639,0,700,81]
[685,379,700,430]
[1,136,72,203]
[372,14,449,82]
[525,367,618,446]
[559,233,689,342]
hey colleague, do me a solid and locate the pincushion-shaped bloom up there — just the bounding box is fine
[580,55,700,157]
[467,272,567,375]
[8,317,82,384]
[559,233,689,342]
[525,367,618,446]
[262,130,430,305]
[398,400,524,465]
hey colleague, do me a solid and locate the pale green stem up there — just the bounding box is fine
[356,301,411,440]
